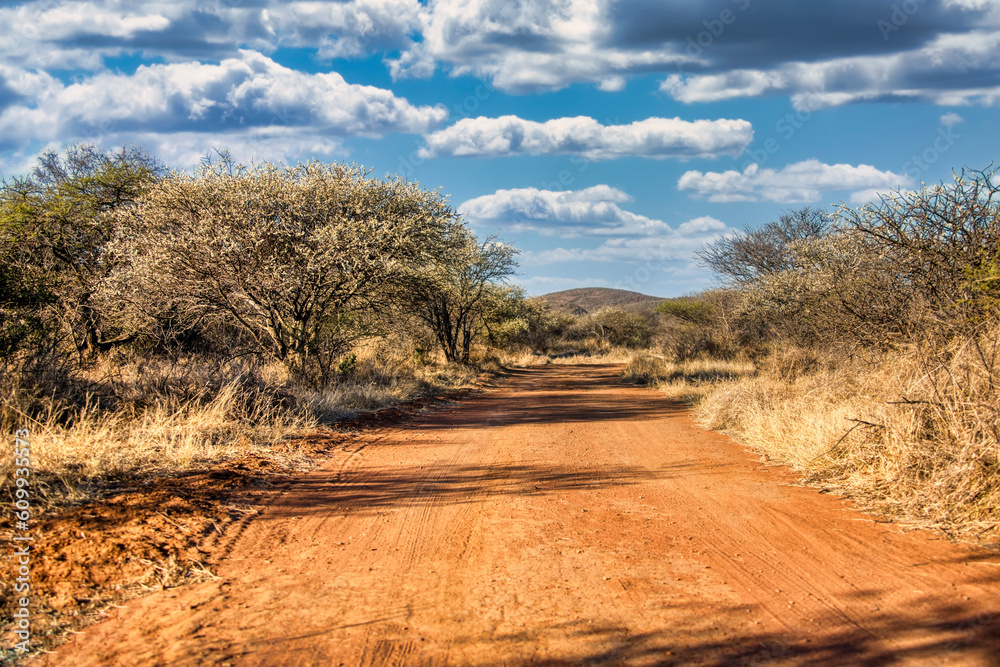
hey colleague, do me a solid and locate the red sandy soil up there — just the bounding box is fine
[21,365,1000,665]
[0,454,292,656]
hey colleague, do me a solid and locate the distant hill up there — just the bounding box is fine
[537,288,665,316]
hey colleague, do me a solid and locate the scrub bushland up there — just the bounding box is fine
[630,169,1000,540]
[0,147,521,510]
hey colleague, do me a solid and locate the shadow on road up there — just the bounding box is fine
[418,391,689,429]
[487,602,1000,665]
[244,596,1000,666]
[261,462,679,517]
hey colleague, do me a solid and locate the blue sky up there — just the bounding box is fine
[1,0,998,297]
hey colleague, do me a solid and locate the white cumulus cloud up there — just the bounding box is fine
[388,0,691,91]
[420,115,753,160]
[530,217,732,264]
[459,185,738,271]
[4,0,1000,107]
[661,30,1000,110]
[0,51,447,155]
[677,160,912,204]
[940,111,966,126]
[459,185,670,237]
[270,0,424,58]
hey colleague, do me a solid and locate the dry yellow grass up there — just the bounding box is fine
[0,343,494,510]
[621,353,755,403]
[4,382,311,506]
[684,330,1000,540]
[507,346,638,366]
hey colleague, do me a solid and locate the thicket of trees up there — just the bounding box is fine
[668,168,1000,537]
[0,145,163,362]
[698,167,1000,353]
[1,145,525,398]
[6,143,996,405]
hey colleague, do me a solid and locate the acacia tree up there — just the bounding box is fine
[407,231,518,364]
[719,169,1000,348]
[695,207,830,285]
[108,158,459,382]
[0,144,162,359]
[838,166,1000,323]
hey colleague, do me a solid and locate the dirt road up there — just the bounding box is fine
[42,365,1000,665]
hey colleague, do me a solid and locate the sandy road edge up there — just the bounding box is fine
[1,368,508,664]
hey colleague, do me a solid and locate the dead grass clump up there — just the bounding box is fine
[0,340,496,512]
[295,343,486,422]
[623,353,756,403]
[693,328,1000,539]
[1,376,310,508]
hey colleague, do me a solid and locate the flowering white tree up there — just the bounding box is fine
[108,157,459,382]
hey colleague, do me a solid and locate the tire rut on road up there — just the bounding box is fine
[38,364,1000,666]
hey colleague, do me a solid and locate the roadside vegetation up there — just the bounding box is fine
[0,145,525,510]
[3,144,996,543]
[625,171,1000,541]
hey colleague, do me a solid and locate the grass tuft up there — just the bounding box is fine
[0,342,492,512]
[674,327,1000,540]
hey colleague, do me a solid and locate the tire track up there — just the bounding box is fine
[39,365,1000,666]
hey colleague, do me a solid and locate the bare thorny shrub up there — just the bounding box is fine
[1,148,519,513]
[694,327,1000,538]
[666,168,1000,540]
[0,338,495,511]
